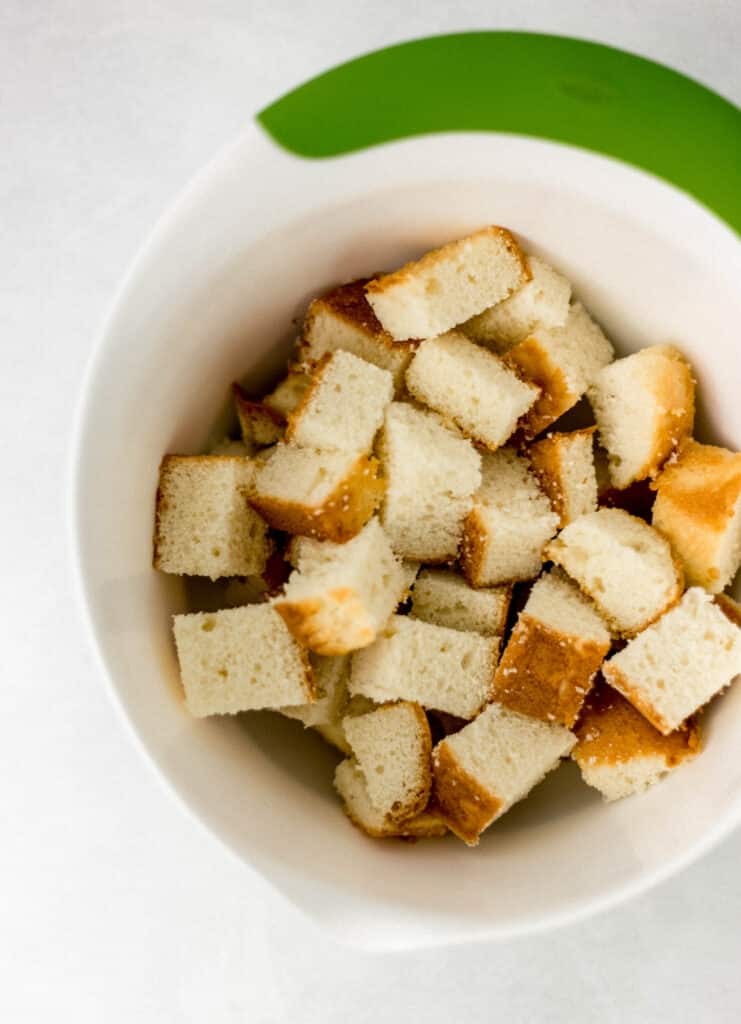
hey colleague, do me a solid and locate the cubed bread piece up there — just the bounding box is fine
[602,587,741,734]
[410,568,511,637]
[461,448,559,587]
[172,604,314,717]
[652,439,741,593]
[462,255,571,352]
[298,278,416,390]
[505,303,614,439]
[262,369,311,418]
[493,568,610,726]
[527,427,598,527]
[405,331,540,450]
[233,383,285,449]
[334,759,447,838]
[588,344,695,488]
[274,518,404,654]
[251,444,384,542]
[432,703,576,845]
[153,455,271,580]
[365,226,529,340]
[281,653,350,728]
[379,402,482,561]
[286,350,393,452]
[573,681,701,801]
[545,508,684,636]
[343,701,432,824]
[350,615,498,719]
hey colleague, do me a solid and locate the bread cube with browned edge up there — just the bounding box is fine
[493,568,611,727]
[273,518,404,655]
[172,603,314,717]
[405,331,540,450]
[410,568,511,638]
[153,455,271,580]
[334,759,447,839]
[505,303,614,439]
[233,383,286,450]
[602,587,741,734]
[280,652,350,729]
[350,615,498,720]
[251,444,384,542]
[262,368,311,418]
[588,344,695,488]
[573,681,701,801]
[527,427,598,527]
[379,402,482,562]
[365,226,529,340]
[461,448,559,587]
[652,439,741,593]
[545,508,683,636]
[432,703,576,845]
[343,701,432,824]
[462,255,572,352]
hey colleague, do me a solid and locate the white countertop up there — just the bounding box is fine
[2,1,740,1020]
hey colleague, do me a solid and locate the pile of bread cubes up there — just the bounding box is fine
[153,226,741,847]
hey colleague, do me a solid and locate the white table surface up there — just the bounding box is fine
[2,1,740,1020]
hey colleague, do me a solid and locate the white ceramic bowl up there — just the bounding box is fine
[71,34,741,950]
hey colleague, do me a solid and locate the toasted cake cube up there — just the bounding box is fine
[410,568,511,637]
[365,226,529,340]
[505,303,614,439]
[652,439,741,593]
[588,344,695,488]
[379,402,482,561]
[405,331,540,450]
[286,350,393,452]
[251,444,384,542]
[298,278,416,389]
[573,682,701,801]
[493,568,610,726]
[545,508,684,636]
[350,615,498,719]
[233,383,285,449]
[153,455,271,580]
[527,427,598,527]
[281,653,350,728]
[334,759,447,839]
[461,448,559,587]
[172,604,314,717]
[262,369,311,418]
[462,255,571,352]
[273,518,404,654]
[602,587,741,733]
[343,701,433,824]
[432,703,576,845]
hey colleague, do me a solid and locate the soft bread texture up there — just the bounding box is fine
[153,455,271,580]
[545,508,684,636]
[493,568,611,726]
[527,427,598,527]
[462,255,571,352]
[298,278,416,389]
[603,587,741,734]
[573,682,701,801]
[280,653,350,728]
[652,439,741,593]
[432,703,576,845]
[588,345,695,488]
[405,331,540,450]
[172,604,314,717]
[505,303,614,439]
[379,402,482,561]
[410,568,511,637]
[350,615,498,719]
[343,701,432,824]
[251,444,384,542]
[262,369,311,418]
[286,350,393,453]
[365,226,529,340]
[233,383,285,449]
[334,759,447,838]
[274,518,404,654]
[461,448,559,587]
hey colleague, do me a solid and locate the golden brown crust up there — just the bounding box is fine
[274,587,376,656]
[250,454,385,542]
[431,741,502,846]
[493,613,609,727]
[232,383,286,447]
[342,804,448,840]
[527,427,596,527]
[300,278,419,358]
[505,335,575,439]
[460,507,489,588]
[715,592,741,628]
[641,346,695,480]
[283,352,331,442]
